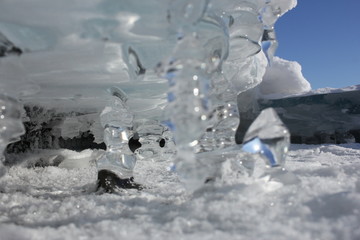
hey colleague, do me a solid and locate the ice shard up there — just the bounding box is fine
[242,108,290,168]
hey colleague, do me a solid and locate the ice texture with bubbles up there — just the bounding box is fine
[0,0,299,189]
[0,0,298,110]
[98,88,136,178]
[155,0,296,190]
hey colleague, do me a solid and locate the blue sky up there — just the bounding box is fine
[275,0,360,89]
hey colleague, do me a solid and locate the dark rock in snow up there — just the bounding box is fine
[0,32,22,57]
[97,170,143,193]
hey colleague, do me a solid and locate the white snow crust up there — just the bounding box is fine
[259,56,311,98]
[0,144,359,240]
[310,84,360,95]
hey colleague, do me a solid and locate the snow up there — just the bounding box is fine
[1,144,359,240]
[259,56,312,98]
[310,84,360,95]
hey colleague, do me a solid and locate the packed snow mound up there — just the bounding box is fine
[259,56,311,98]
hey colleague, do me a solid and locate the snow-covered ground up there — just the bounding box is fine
[0,144,359,240]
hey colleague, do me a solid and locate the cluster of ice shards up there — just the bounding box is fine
[0,0,297,191]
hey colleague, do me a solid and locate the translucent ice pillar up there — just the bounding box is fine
[0,94,25,176]
[157,0,223,190]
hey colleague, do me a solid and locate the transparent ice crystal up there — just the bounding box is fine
[134,119,176,161]
[242,108,290,168]
[156,0,226,191]
[97,88,136,178]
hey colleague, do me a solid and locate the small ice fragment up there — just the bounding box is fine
[242,108,290,168]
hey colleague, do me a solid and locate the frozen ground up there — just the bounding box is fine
[0,144,359,240]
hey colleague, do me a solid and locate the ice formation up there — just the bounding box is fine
[0,0,301,191]
[155,0,297,189]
